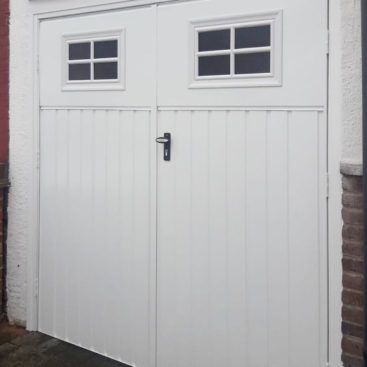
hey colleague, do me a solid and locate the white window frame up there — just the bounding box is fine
[189,10,283,89]
[62,29,125,91]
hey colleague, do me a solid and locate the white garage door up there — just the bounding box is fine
[38,1,328,367]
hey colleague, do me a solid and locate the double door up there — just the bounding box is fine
[39,1,328,366]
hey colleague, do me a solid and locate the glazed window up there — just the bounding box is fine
[197,24,272,78]
[63,31,125,91]
[190,11,283,88]
[67,39,119,81]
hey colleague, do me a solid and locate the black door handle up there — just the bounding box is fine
[155,133,171,161]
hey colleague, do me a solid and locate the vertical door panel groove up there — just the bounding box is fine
[39,108,153,366]
[157,108,327,367]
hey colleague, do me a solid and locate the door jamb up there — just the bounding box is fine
[27,14,41,331]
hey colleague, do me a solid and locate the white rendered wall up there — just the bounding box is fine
[8,0,33,326]
[341,0,363,166]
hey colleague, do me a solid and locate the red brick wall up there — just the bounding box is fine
[0,0,8,318]
[0,0,8,164]
[0,187,5,315]
[0,163,7,317]
[342,174,364,367]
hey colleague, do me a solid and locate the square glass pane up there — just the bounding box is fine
[198,55,230,76]
[69,63,91,80]
[235,52,271,74]
[94,40,118,59]
[235,25,271,49]
[69,43,91,60]
[198,29,230,52]
[94,62,118,80]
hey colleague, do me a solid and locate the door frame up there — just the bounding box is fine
[28,0,340,365]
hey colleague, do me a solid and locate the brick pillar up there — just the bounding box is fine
[0,163,7,318]
[341,165,364,367]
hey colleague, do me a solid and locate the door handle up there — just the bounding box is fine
[156,133,171,161]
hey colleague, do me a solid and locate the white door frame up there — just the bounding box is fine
[27,0,342,365]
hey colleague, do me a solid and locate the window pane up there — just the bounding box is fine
[69,63,91,80]
[198,55,230,76]
[69,43,91,60]
[94,40,118,59]
[235,52,271,74]
[235,25,271,49]
[94,62,118,80]
[198,30,230,52]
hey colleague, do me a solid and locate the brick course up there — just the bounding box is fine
[342,173,364,367]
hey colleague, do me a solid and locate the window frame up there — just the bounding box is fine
[189,10,283,89]
[62,29,125,91]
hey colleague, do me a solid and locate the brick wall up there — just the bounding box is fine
[0,164,8,318]
[0,189,5,316]
[0,0,8,319]
[0,0,9,163]
[342,172,364,367]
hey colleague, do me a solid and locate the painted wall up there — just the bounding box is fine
[341,0,363,165]
[8,0,32,325]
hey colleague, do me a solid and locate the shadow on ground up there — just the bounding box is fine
[0,320,129,367]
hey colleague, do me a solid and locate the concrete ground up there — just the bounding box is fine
[0,320,129,366]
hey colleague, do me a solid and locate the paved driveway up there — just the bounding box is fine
[0,321,129,367]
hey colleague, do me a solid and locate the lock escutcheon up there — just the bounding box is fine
[155,133,171,161]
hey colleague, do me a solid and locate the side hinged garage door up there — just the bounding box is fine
[38,1,328,366]
[156,1,328,366]
[38,6,157,367]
